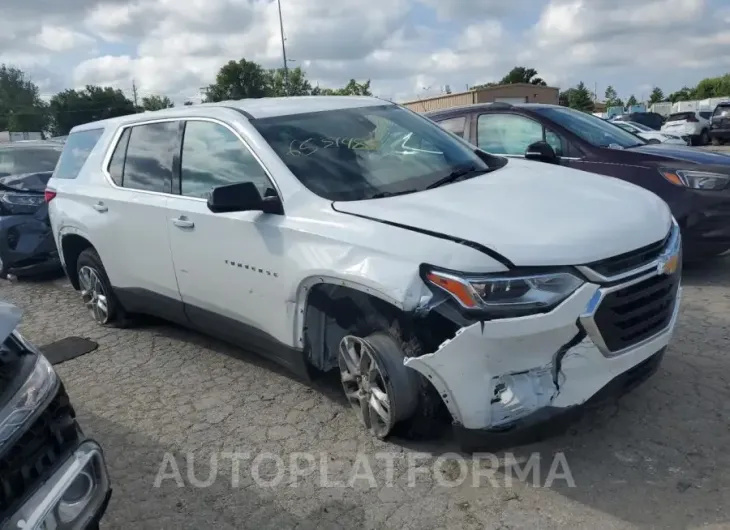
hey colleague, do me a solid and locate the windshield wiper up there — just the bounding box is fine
[370,189,419,199]
[426,165,488,190]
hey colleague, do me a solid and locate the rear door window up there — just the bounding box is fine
[52,129,104,179]
[435,116,467,138]
[121,122,178,193]
[666,112,694,122]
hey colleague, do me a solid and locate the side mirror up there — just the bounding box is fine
[524,141,558,163]
[207,181,283,215]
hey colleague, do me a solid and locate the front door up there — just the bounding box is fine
[165,119,291,349]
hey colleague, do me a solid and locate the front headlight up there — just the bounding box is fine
[660,169,730,190]
[423,268,584,317]
[0,354,57,448]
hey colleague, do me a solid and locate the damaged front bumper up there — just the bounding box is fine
[404,272,681,451]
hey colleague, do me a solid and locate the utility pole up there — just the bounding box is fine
[132,80,139,111]
[277,0,289,95]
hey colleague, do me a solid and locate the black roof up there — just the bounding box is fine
[424,102,562,119]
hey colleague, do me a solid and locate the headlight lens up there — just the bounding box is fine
[660,169,730,190]
[424,269,584,317]
[0,354,56,448]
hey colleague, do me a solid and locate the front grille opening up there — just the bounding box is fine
[0,383,80,518]
[594,273,679,353]
[586,233,668,278]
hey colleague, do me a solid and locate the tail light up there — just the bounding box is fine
[686,115,698,122]
[44,188,57,202]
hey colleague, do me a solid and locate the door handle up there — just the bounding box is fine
[172,216,195,229]
[93,202,108,213]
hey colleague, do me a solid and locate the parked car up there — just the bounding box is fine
[661,111,711,145]
[46,97,680,449]
[0,141,65,278]
[0,300,111,529]
[611,120,688,145]
[426,102,730,260]
[709,101,730,145]
[612,112,665,131]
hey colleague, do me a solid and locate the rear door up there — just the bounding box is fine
[87,120,183,320]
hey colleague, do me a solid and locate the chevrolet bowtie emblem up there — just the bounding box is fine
[658,253,679,276]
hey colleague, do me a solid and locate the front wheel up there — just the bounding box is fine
[76,248,127,326]
[338,332,421,439]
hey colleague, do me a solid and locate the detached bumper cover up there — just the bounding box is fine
[405,278,681,450]
[0,215,60,275]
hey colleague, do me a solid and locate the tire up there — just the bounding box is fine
[338,321,445,440]
[711,136,722,146]
[76,248,129,327]
[700,129,710,146]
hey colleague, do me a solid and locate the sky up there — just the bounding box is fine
[1,0,729,105]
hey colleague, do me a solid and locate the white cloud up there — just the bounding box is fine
[0,0,728,104]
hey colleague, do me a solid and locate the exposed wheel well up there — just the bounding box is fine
[303,283,458,372]
[60,234,94,290]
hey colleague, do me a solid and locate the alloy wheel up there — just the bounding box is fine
[338,335,394,438]
[78,266,110,324]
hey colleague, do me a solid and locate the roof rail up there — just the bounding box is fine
[488,102,514,109]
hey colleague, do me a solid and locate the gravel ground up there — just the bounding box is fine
[1,257,730,530]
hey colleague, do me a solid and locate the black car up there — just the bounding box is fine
[425,102,730,260]
[612,111,666,131]
[0,301,111,529]
[709,102,730,145]
[0,141,64,278]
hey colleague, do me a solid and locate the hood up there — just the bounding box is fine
[625,144,730,165]
[0,171,52,193]
[333,158,672,267]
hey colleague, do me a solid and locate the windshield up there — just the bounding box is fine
[252,104,494,201]
[713,105,730,118]
[0,145,61,179]
[533,107,645,148]
[626,121,652,132]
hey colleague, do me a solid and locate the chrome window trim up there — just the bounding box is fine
[576,218,679,284]
[100,115,284,204]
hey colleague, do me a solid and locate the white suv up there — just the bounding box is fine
[46,97,682,448]
[661,110,712,145]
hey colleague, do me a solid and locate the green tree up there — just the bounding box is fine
[626,94,638,107]
[499,66,546,86]
[568,82,594,112]
[667,86,695,103]
[559,88,576,107]
[49,85,135,136]
[648,87,665,105]
[141,95,174,111]
[268,67,312,96]
[311,79,372,96]
[204,59,271,102]
[604,85,624,108]
[0,64,48,132]
[693,73,730,99]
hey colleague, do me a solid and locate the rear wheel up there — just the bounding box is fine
[76,248,128,327]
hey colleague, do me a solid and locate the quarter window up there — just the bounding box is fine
[52,128,103,179]
[180,121,273,199]
[107,128,130,186]
[436,116,467,138]
[122,122,178,193]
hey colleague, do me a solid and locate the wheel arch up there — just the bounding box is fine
[59,229,96,290]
